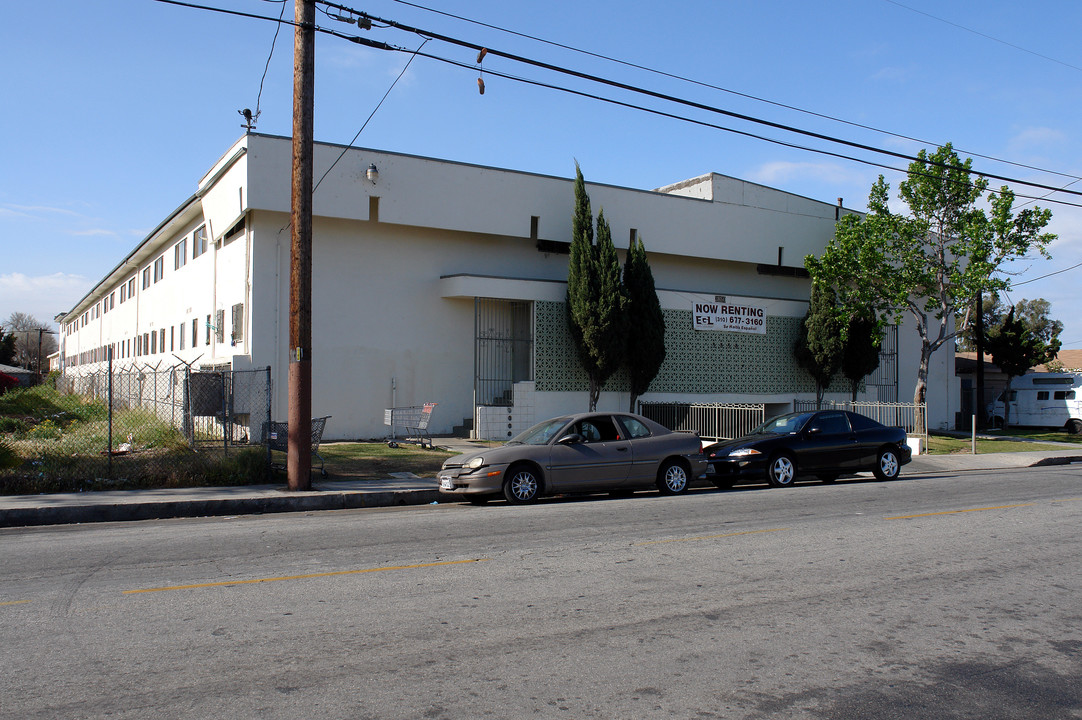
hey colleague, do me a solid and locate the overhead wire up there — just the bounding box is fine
[150,0,1082,210]
[378,0,1082,184]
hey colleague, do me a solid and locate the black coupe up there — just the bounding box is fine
[703,410,912,488]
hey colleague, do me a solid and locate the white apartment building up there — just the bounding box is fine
[58,133,958,440]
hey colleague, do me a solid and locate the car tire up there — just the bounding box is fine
[503,465,541,504]
[767,453,796,487]
[656,459,690,495]
[1067,419,1082,435]
[990,416,1005,430]
[873,447,901,481]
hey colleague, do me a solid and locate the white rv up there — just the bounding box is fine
[988,372,1082,434]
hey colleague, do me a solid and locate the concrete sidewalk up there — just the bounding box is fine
[2,440,1080,528]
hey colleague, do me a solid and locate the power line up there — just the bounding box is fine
[882,0,1082,74]
[151,0,1082,208]
[1013,259,1082,286]
[381,0,1082,184]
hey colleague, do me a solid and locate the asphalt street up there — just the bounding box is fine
[2,463,1080,719]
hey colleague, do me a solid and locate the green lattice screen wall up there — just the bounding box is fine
[534,300,819,395]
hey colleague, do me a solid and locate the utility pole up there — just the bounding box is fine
[288,0,315,491]
[975,294,985,431]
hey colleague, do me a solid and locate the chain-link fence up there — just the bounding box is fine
[0,363,271,493]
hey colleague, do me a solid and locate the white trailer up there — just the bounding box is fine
[988,372,1082,434]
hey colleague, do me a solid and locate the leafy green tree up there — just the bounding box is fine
[841,311,882,401]
[985,307,1045,426]
[794,285,845,408]
[566,165,627,411]
[956,294,1062,354]
[623,234,666,412]
[806,144,1055,429]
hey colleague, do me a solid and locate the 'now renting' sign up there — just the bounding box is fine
[693,298,767,334]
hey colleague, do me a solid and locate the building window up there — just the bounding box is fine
[215,310,225,344]
[206,314,212,345]
[170,326,175,352]
[144,333,149,355]
[151,331,157,355]
[128,276,136,298]
[231,303,244,346]
[175,239,188,270]
[192,318,198,347]
[153,256,164,283]
[1038,391,1049,400]
[193,225,208,258]
[142,267,151,290]
[179,322,185,350]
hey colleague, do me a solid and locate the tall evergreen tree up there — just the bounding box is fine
[0,331,15,367]
[794,285,845,408]
[841,311,882,401]
[566,165,627,411]
[623,234,666,412]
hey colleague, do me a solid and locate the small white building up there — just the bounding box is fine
[57,133,957,439]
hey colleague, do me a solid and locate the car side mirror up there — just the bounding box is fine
[558,433,584,445]
[806,426,822,436]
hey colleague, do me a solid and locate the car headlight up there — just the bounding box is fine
[728,447,762,458]
[467,456,485,470]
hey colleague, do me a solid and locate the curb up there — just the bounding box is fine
[0,488,441,528]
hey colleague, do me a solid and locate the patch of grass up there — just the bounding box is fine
[980,427,1082,444]
[927,434,1071,455]
[308,442,455,481]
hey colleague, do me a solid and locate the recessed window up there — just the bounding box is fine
[128,277,136,298]
[1037,391,1049,400]
[179,322,186,350]
[193,225,208,258]
[206,314,212,345]
[175,239,188,270]
[153,256,164,283]
[142,267,151,290]
[192,318,198,347]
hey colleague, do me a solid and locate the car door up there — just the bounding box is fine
[547,415,633,492]
[801,411,859,471]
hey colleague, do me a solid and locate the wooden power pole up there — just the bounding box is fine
[288,0,315,491]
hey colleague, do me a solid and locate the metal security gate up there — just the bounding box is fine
[474,298,533,407]
[868,324,899,402]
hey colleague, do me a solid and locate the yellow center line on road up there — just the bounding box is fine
[0,599,31,607]
[887,503,1035,520]
[636,528,787,546]
[123,558,488,595]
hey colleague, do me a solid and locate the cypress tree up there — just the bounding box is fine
[566,165,626,411]
[623,235,666,412]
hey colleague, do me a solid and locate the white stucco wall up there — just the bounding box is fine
[59,132,957,440]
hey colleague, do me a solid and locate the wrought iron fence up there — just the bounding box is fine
[0,363,271,492]
[792,400,927,438]
[638,402,766,442]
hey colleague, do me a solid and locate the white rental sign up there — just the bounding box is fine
[693,297,767,334]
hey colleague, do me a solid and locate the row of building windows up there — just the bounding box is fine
[66,225,210,336]
[65,305,243,368]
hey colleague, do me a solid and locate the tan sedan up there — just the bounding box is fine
[437,412,707,504]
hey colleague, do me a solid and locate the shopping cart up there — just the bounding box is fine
[384,403,437,448]
[263,415,332,477]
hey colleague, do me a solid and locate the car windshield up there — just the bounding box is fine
[507,417,570,445]
[753,412,814,435]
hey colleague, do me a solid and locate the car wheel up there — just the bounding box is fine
[817,473,838,484]
[873,448,901,481]
[503,465,541,504]
[1067,419,1082,435]
[990,416,1005,429]
[656,459,690,495]
[767,453,796,487]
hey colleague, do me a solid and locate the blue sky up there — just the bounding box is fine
[3,0,1081,351]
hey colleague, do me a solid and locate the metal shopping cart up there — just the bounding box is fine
[263,415,332,477]
[384,403,437,448]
